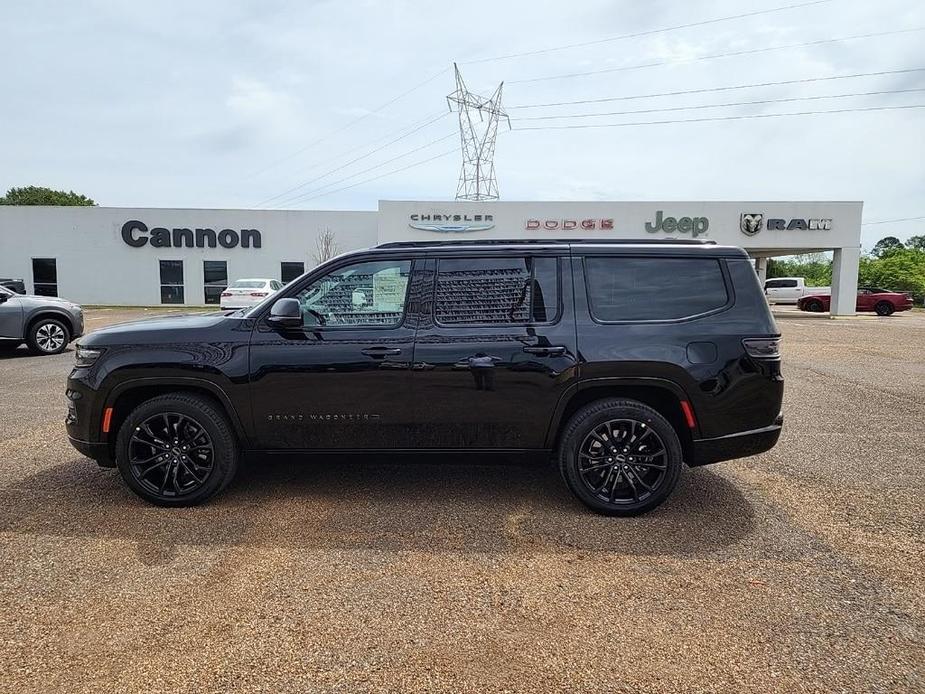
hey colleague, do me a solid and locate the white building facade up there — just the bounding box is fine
[0,199,862,314]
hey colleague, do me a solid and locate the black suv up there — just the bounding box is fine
[66,239,783,515]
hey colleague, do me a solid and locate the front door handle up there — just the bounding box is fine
[523,345,567,357]
[362,346,402,357]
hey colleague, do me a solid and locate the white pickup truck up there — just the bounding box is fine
[764,277,831,304]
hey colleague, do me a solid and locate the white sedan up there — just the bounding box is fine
[220,278,283,310]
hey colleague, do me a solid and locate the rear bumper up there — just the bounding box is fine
[689,413,783,467]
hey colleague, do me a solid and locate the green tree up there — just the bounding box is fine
[0,186,96,206]
[905,234,925,251]
[871,236,903,257]
[859,248,925,303]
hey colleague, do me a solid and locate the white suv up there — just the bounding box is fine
[219,279,282,310]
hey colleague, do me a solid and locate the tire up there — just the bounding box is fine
[26,317,70,355]
[875,301,894,316]
[115,393,239,507]
[805,300,824,313]
[558,399,683,516]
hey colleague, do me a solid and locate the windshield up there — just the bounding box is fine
[230,280,267,289]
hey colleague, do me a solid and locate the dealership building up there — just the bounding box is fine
[0,199,863,314]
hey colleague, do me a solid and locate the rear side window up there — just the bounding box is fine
[584,257,728,322]
[435,257,560,325]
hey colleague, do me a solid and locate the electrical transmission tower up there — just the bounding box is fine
[446,63,510,201]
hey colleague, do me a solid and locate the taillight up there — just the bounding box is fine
[250,292,268,297]
[221,292,232,297]
[743,337,781,359]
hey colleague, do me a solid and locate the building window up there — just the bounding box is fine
[203,260,228,305]
[32,258,58,297]
[159,260,184,304]
[435,257,560,325]
[281,261,304,284]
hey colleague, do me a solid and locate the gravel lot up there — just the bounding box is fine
[1,307,922,693]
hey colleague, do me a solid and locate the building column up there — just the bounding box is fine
[755,257,768,284]
[830,246,860,316]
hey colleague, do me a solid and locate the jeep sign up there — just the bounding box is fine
[645,211,709,238]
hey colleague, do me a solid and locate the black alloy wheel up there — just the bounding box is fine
[576,419,669,506]
[128,412,215,498]
[559,399,683,516]
[875,301,894,316]
[116,393,239,506]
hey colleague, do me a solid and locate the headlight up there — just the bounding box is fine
[75,344,104,367]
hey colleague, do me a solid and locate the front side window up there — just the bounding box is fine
[293,259,411,327]
[584,257,728,322]
[435,257,560,325]
[159,260,184,304]
[32,258,58,297]
[203,261,228,305]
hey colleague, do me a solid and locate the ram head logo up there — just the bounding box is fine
[740,213,763,236]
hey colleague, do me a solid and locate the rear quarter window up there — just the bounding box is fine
[584,256,729,322]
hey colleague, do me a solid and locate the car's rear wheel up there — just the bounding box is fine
[875,301,894,316]
[804,299,824,313]
[558,399,683,516]
[26,317,70,355]
[115,393,239,506]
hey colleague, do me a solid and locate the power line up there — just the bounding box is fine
[248,67,451,178]
[514,88,925,121]
[511,104,925,130]
[508,27,925,84]
[288,149,458,206]
[271,134,458,207]
[862,216,925,225]
[507,68,925,109]
[256,112,450,206]
[465,0,835,64]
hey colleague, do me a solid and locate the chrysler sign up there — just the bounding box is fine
[409,213,494,233]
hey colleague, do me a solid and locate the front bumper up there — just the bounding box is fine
[689,413,783,467]
[67,435,115,467]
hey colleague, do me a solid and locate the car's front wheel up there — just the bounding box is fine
[804,299,825,313]
[558,399,683,516]
[27,317,71,355]
[875,301,895,316]
[115,393,239,506]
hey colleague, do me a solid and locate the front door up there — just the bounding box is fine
[409,254,578,449]
[248,256,420,449]
[0,288,24,339]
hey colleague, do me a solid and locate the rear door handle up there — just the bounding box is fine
[362,346,402,357]
[523,346,567,356]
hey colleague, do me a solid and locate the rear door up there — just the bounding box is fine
[409,252,578,449]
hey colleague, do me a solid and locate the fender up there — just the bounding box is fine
[543,376,698,448]
[24,307,76,334]
[102,376,250,445]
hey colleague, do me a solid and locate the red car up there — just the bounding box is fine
[798,287,914,316]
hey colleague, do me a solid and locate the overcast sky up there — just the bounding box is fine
[1,0,922,247]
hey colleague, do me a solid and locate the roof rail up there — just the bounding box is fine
[377,238,717,249]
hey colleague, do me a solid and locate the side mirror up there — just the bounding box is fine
[267,298,302,328]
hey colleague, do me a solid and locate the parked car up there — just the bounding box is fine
[66,239,783,516]
[0,278,26,294]
[764,277,830,304]
[0,284,84,354]
[798,287,913,315]
[220,278,283,310]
